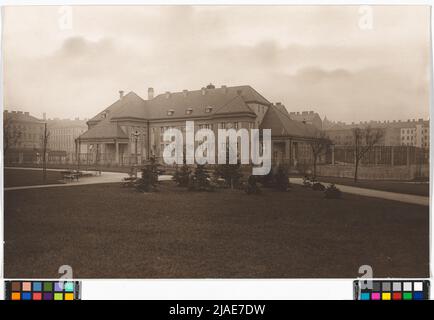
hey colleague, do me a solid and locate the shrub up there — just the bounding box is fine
[259,169,275,188]
[274,166,290,192]
[245,175,261,195]
[324,184,342,199]
[173,164,191,187]
[213,161,243,189]
[189,165,213,192]
[135,157,159,192]
[312,182,326,191]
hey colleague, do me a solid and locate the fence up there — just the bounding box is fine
[328,145,428,166]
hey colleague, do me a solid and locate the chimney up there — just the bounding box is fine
[201,87,206,96]
[221,85,228,94]
[183,89,188,97]
[165,91,171,99]
[119,90,124,99]
[148,87,154,100]
[43,112,46,120]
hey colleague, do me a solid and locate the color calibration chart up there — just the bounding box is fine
[354,280,430,300]
[5,280,81,300]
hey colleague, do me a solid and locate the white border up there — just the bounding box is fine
[0,0,432,300]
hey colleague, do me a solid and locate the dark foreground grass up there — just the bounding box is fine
[4,182,429,278]
[4,169,64,188]
[316,177,429,197]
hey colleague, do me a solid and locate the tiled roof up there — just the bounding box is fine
[89,85,268,123]
[81,85,270,140]
[88,92,146,123]
[260,104,318,138]
[79,120,128,141]
[145,85,265,119]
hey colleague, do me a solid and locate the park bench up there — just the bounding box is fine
[122,167,139,187]
[61,170,80,182]
[87,167,102,176]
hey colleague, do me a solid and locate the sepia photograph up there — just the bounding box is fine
[2,5,430,279]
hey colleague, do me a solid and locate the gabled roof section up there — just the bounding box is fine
[88,92,146,123]
[110,92,148,120]
[214,95,255,115]
[79,120,128,141]
[260,104,318,138]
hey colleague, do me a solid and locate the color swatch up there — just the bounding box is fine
[5,281,80,301]
[354,280,429,300]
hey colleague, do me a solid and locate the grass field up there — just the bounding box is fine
[316,176,429,196]
[4,181,429,279]
[4,169,64,187]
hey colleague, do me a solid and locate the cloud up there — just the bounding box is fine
[3,6,431,122]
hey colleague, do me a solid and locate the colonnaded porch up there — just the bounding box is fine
[76,138,146,166]
[270,138,318,171]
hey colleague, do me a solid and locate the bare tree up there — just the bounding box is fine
[3,117,22,155]
[41,122,50,183]
[352,126,384,182]
[309,130,331,179]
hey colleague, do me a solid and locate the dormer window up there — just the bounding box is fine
[205,106,213,113]
[101,112,107,119]
[186,108,193,115]
[167,109,175,116]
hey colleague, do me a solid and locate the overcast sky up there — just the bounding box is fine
[3,5,431,122]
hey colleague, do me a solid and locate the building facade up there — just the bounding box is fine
[79,84,320,169]
[324,119,429,149]
[289,111,323,129]
[47,118,88,153]
[3,110,46,163]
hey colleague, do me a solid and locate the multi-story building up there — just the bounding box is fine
[3,110,45,163]
[324,119,429,149]
[400,120,430,148]
[47,118,88,153]
[79,84,320,168]
[289,111,322,129]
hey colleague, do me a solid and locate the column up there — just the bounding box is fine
[285,140,291,166]
[391,147,394,166]
[115,140,119,165]
[331,145,335,165]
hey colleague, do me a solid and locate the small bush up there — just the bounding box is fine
[189,165,214,192]
[324,184,342,199]
[259,170,275,188]
[135,157,159,192]
[173,164,191,187]
[274,166,290,192]
[312,182,326,191]
[213,162,243,189]
[245,175,261,195]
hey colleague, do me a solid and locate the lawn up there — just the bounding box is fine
[4,182,429,278]
[4,169,64,188]
[315,176,429,196]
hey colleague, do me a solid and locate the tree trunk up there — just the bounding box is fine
[42,123,48,183]
[313,156,317,179]
[354,158,359,183]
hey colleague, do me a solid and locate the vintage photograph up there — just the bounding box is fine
[2,5,430,278]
